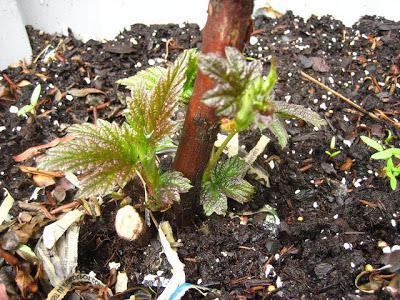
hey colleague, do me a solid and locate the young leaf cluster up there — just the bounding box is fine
[39,51,194,210]
[199,47,327,148]
[199,47,326,215]
[361,136,400,190]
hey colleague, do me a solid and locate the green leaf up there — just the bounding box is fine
[157,171,192,207]
[386,158,394,177]
[117,66,167,91]
[200,47,262,116]
[180,49,198,103]
[223,178,255,204]
[38,120,139,197]
[200,181,228,216]
[155,136,177,154]
[371,148,400,160]
[234,85,256,131]
[360,136,384,152]
[389,175,397,190]
[18,84,41,116]
[160,171,192,194]
[125,50,190,144]
[268,118,289,148]
[212,155,247,182]
[200,156,255,215]
[274,101,327,128]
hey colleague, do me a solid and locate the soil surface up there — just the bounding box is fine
[1,11,400,300]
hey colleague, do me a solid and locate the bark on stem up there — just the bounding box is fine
[172,0,254,222]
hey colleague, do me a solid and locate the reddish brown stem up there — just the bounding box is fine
[172,0,253,221]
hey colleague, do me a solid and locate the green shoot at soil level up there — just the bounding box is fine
[361,135,400,190]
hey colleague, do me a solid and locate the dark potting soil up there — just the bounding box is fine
[1,11,400,299]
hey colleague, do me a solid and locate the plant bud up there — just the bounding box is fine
[115,205,144,241]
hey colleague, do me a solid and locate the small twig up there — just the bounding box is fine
[50,200,80,214]
[373,109,400,128]
[92,106,98,125]
[299,164,313,173]
[300,71,399,127]
[2,73,17,90]
[164,38,174,61]
[86,101,111,112]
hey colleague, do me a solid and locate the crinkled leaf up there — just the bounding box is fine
[199,53,229,84]
[117,66,167,91]
[126,50,189,144]
[160,171,192,194]
[212,155,247,182]
[200,182,228,216]
[269,118,289,148]
[274,101,327,128]
[156,171,192,208]
[199,47,262,116]
[223,178,255,204]
[38,120,139,197]
[360,136,384,152]
[200,156,254,215]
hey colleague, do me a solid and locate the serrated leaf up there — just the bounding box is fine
[39,120,139,197]
[180,49,198,103]
[200,182,228,216]
[269,118,289,148]
[212,156,247,182]
[126,50,189,144]
[200,47,262,116]
[360,136,384,152]
[199,53,229,84]
[160,171,192,194]
[200,156,255,215]
[117,66,167,91]
[223,178,255,204]
[154,171,192,209]
[274,101,327,128]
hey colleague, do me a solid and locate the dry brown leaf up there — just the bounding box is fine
[34,73,48,81]
[15,266,38,299]
[18,212,33,223]
[33,174,56,187]
[340,158,353,171]
[17,203,55,221]
[16,80,32,87]
[0,83,11,99]
[67,88,105,97]
[13,135,75,162]
[19,166,64,177]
